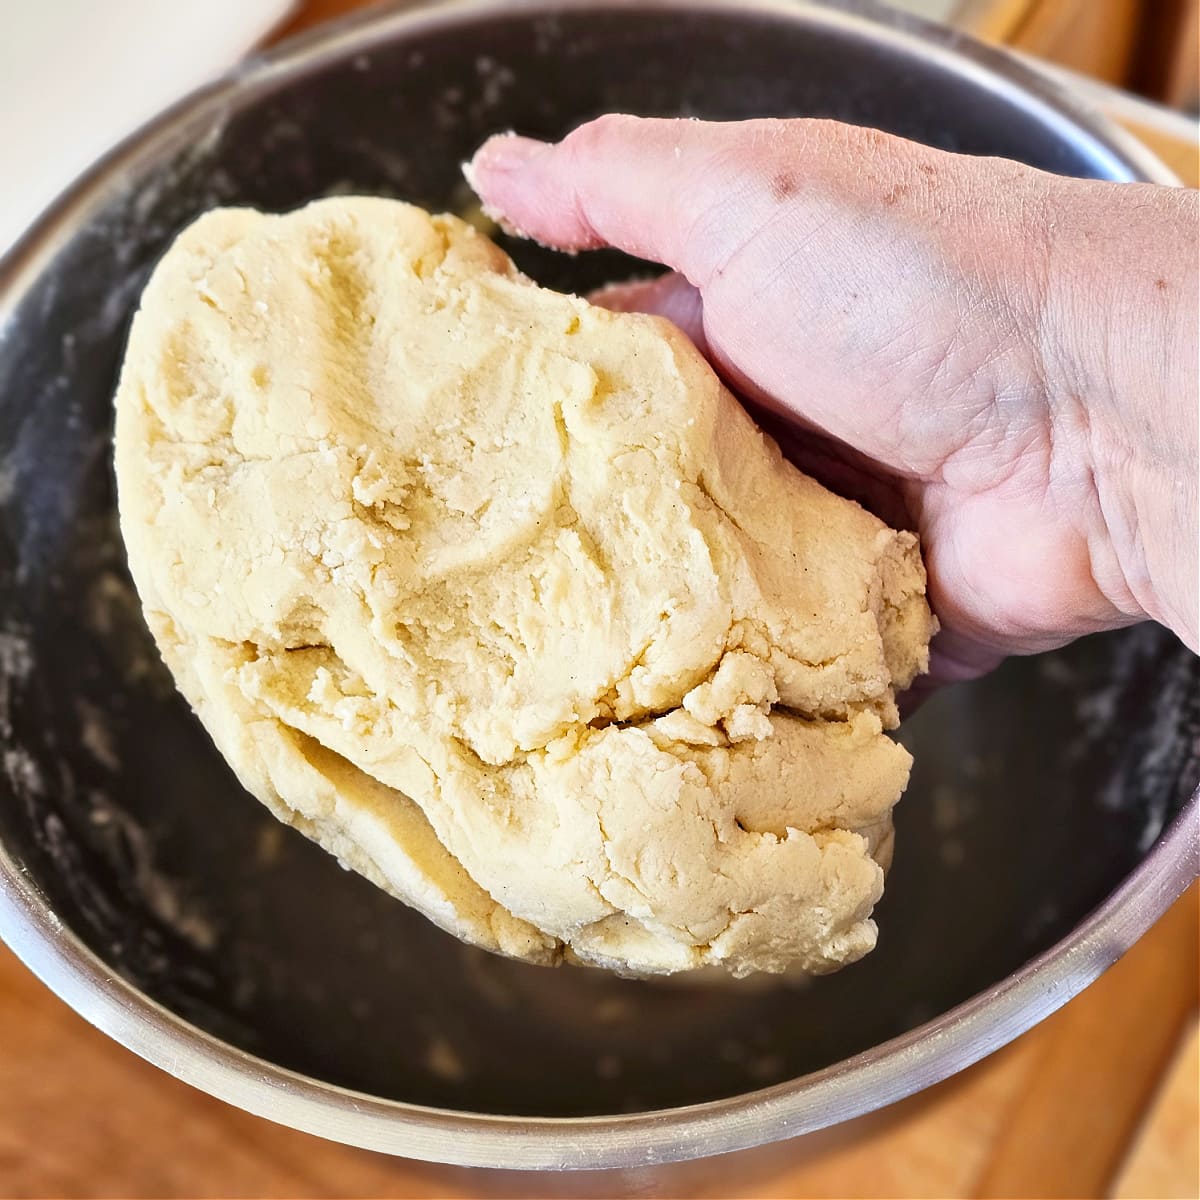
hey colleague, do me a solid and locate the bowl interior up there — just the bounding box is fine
[1,1,1197,1119]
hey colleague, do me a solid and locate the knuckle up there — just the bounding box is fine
[562,112,641,160]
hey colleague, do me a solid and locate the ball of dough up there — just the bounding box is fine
[114,197,935,976]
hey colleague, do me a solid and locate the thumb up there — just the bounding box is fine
[466,115,780,286]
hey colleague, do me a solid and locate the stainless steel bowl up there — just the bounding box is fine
[1,0,1196,1170]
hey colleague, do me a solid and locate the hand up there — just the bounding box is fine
[466,116,1199,685]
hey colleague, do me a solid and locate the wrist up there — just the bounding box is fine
[1088,405,1196,645]
[1040,180,1198,648]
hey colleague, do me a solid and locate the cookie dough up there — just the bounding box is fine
[114,197,935,976]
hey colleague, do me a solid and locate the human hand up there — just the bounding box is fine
[466,116,1198,686]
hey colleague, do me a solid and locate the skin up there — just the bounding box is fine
[466,116,1199,687]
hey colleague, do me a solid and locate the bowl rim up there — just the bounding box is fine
[0,0,1195,1171]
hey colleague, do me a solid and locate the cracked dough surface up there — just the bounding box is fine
[114,197,935,976]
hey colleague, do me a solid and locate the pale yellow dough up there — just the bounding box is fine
[114,197,935,976]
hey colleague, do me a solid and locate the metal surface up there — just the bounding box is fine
[0,0,1196,1171]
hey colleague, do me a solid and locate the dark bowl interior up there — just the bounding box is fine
[1,1,1197,1119]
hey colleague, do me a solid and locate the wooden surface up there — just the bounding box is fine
[1114,1016,1200,1200]
[2,887,1196,1198]
[4,4,1198,1198]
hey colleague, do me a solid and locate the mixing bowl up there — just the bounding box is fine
[1,0,1196,1170]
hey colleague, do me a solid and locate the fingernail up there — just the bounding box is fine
[471,133,551,177]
